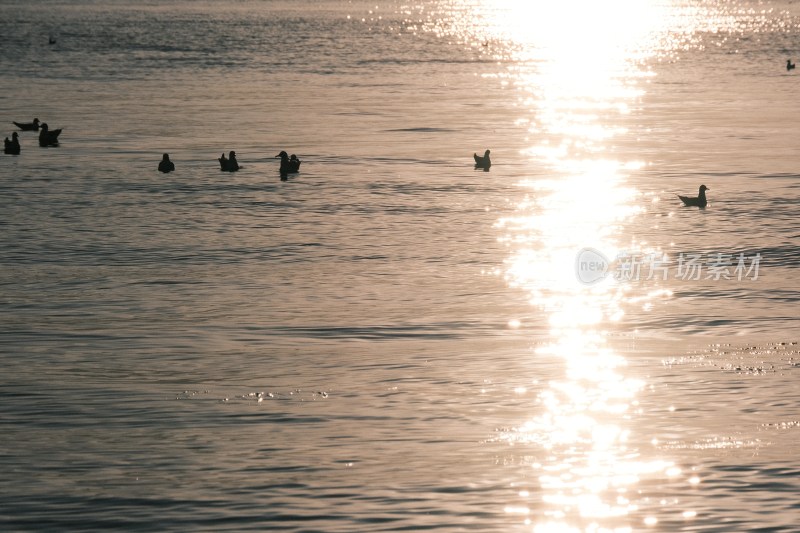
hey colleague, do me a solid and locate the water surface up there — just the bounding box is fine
[1,0,799,531]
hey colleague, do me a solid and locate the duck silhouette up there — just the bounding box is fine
[219,150,239,172]
[289,154,301,173]
[13,118,40,131]
[158,153,175,173]
[276,151,300,177]
[677,185,709,208]
[38,123,61,146]
[4,132,21,155]
[788,59,796,71]
[473,149,491,170]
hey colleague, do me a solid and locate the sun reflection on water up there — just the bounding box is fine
[415,0,759,527]
[441,0,690,530]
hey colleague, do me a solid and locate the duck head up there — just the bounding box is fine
[275,151,289,159]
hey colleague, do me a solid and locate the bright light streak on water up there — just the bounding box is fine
[440,0,712,529]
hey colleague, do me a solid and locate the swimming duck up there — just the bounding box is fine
[228,151,239,171]
[158,153,175,173]
[4,132,21,155]
[38,123,61,146]
[788,59,796,71]
[474,149,491,170]
[13,118,40,131]
[677,185,709,208]
[289,154,301,173]
[219,150,239,172]
[276,151,300,176]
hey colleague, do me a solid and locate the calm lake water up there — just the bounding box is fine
[1,0,799,531]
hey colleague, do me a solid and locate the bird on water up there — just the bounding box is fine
[13,118,40,131]
[4,132,21,155]
[158,153,175,173]
[38,123,62,146]
[276,151,301,178]
[473,149,491,170]
[289,154,301,173]
[677,185,709,208]
[218,151,240,171]
[788,59,796,71]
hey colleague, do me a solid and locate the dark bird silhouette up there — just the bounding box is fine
[38,123,61,146]
[49,36,56,45]
[677,185,709,208]
[4,132,21,155]
[13,118,40,131]
[788,59,796,71]
[474,149,491,170]
[289,154,301,173]
[276,151,300,179]
[219,150,239,172]
[158,153,175,173]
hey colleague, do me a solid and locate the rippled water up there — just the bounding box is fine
[1,0,799,531]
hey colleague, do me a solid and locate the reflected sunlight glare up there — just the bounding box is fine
[421,0,751,529]
[451,0,693,531]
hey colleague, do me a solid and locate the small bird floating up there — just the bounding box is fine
[289,154,301,173]
[677,184,709,208]
[474,149,491,170]
[158,153,175,173]
[13,118,40,131]
[38,123,61,146]
[4,132,21,155]
[219,150,239,172]
[788,59,796,71]
[276,151,301,179]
